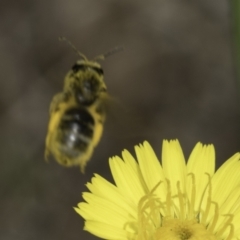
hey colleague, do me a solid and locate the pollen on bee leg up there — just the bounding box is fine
[44,149,50,162]
[80,162,86,174]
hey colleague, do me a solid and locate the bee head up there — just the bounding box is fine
[59,37,122,105]
[72,61,104,75]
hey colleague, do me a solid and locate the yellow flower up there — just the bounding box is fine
[75,140,240,240]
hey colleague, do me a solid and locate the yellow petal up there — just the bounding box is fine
[79,192,136,226]
[162,140,186,195]
[86,174,137,218]
[201,153,240,224]
[187,143,215,212]
[84,221,127,239]
[109,156,143,207]
[135,141,166,198]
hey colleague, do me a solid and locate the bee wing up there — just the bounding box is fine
[99,94,139,134]
[103,93,153,143]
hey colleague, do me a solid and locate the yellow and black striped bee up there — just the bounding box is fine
[45,38,122,173]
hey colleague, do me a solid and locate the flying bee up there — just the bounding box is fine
[45,37,123,173]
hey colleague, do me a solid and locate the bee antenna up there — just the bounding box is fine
[59,37,88,61]
[94,46,124,61]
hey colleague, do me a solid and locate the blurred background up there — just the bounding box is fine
[0,0,239,239]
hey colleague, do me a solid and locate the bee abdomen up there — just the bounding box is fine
[57,107,94,158]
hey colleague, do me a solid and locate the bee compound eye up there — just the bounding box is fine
[72,63,86,72]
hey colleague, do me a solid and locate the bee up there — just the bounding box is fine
[45,38,122,173]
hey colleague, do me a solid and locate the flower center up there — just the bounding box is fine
[133,175,234,240]
[155,218,217,240]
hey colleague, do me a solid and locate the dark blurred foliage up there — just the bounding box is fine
[0,0,239,239]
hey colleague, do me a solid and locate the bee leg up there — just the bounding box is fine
[44,147,50,162]
[57,156,71,167]
[80,164,85,174]
[44,128,53,162]
[79,147,95,173]
[79,157,88,173]
[49,92,67,114]
[92,119,104,147]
